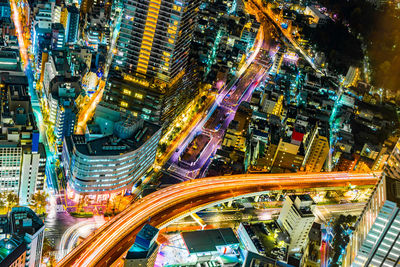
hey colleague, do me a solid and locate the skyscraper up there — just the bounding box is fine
[105,0,200,127]
[343,138,400,266]
[343,175,400,266]
[112,0,198,82]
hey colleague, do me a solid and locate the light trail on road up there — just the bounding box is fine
[10,0,29,67]
[75,80,105,134]
[57,171,379,267]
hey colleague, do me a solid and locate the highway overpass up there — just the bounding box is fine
[57,171,380,267]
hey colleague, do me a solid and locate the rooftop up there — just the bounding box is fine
[182,228,239,254]
[67,107,161,156]
[0,237,26,266]
[10,207,45,237]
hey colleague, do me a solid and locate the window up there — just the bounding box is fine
[123,89,131,95]
[121,101,128,107]
[173,5,181,11]
[134,92,143,100]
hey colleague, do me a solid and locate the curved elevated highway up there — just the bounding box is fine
[57,171,380,267]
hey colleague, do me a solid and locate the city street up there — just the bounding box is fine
[56,171,378,267]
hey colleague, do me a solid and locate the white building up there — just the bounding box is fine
[278,195,316,252]
[62,105,162,196]
[19,145,46,205]
[343,176,400,266]
[0,75,46,206]
[352,200,400,266]
[0,142,22,195]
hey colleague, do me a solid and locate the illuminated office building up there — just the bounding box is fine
[105,0,200,127]
[343,139,400,266]
[278,195,316,252]
[302,123,329,172]
[343,175,400,266]
[62,105,161,195]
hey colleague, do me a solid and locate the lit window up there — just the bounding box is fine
[134,93,143,100]
[123,89,131,95]
[173,5,181,11]
[133,112,138,117]
[121,101,128,107]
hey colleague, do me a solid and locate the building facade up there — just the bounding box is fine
[278,195,316,252]
[62,106,161,195]
[343,175,400,266]
[112,0,199,82]
[302,124,329,172]
[61,5,79,44]
[105,0,200,128]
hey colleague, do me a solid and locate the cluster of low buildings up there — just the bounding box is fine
[193,0,260,82]
[208,47,398,176]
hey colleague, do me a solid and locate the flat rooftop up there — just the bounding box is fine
[181,134,210,163]
[67,120,160,156]
[182,228,239,254]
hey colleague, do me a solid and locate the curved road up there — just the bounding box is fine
[57,171,379,267]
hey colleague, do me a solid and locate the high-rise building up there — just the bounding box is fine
[60,5,79,44]
[0,142,21,195]
[62,105,161,196]
[343,175,400,266]
[0,74,45,205]
[385,137,400,178]
[278,194,316,252]
[112,0,198,82]
[0,207,45,267]
[105,0,200,127]
[46,75,80,150]
[343,137,400,266]
[302,123,329,172]
[270,138,305,172]
[54,98,77,144]
[19,144,47,205]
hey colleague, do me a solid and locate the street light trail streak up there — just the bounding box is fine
[57,171,379,267]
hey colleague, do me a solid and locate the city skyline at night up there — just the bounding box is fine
[0,0,400,266]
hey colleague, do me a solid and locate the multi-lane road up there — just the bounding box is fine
[57,171,379,267]
[166,64,268,179]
